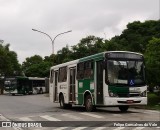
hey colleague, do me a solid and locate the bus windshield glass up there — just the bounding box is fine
[4,78,17,89]
[107,60,145,86]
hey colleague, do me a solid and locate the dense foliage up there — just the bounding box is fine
[22,20,160,87]
[22,55,52,77]
[0,41,21,77]
[145,38,160,88]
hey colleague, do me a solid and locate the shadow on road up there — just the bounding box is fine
[52,105,140,114]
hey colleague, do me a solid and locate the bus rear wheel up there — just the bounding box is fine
[39,88,43,94]
[23,90,27,95]
[85,95,95,112]
[59,95,67,109]
[119,106,129,112]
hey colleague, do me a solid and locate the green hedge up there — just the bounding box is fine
[147,92,160,110]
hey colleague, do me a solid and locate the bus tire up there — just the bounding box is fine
[119,106,129,112]
[66,104,72,109]
[40,88,43,94]
[23,91,27,95]
[85,95,95,112]
[59,94,66,109]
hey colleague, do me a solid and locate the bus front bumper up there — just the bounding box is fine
[104,97,147,106]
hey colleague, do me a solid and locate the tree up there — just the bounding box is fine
[71,36,104,59]
[57,45,73,63]
[22,55,43,67]
[145,37,160,88]
[116,20,160,53]
[0,41,21,76]
[22,55,43,77]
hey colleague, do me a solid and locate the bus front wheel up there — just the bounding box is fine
[85,95,95,112]
[119,106,129,112]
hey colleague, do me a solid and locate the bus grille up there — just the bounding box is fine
[118,93,140,97]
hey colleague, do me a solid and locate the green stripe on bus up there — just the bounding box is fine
[78,79,94,104]
[79,52,104,62]
[108,85,129,94]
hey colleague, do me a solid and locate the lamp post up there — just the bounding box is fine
[32,29,72,54]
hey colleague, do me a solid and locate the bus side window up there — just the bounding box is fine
[58,67,67,82]
[84,61,94,79]
[77,62,84,80]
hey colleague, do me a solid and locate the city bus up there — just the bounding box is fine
[49,51,147,112]
[4,76,48,95]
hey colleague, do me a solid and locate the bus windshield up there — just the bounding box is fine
[4,78,16,87]
[4,78,17,91]
[106,60,145,86]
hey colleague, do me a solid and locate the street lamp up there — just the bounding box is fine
[32,29,72,54]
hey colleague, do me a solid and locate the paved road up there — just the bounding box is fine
[0,94,159,130]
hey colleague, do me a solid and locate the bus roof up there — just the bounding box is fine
[108,51,143,56]
[50,51,143,70]
[51,59,79,70]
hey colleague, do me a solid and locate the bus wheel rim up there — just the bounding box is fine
[60,98,63,107]
[87,99,92,110]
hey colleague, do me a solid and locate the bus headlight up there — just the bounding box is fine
[140,90,147,97]
[109,91,118,97]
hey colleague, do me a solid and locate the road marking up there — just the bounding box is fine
[0,114,10,121]
[80,113,104,119]
[40,115,61,121]
[0,114,22,130]
[132,127,145,130]
[137,109,160,114]
[92,127,106,130]
[130,113,139,115]
[53,127,68,130]
[112,114,122,117]
[62,113,82,120]
[113,127,125,130]
[72,127,88,130]
[19,117,33,121]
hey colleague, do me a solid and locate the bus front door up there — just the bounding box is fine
[96,60,104,104]
[69,67,76,102]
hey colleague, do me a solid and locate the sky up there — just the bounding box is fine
[0,0,159,64]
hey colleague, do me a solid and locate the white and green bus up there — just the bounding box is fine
[4,76,48,95]
[49,51,147,112]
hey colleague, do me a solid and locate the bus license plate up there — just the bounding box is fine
[127,100,133,103]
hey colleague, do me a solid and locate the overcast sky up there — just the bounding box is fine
[0,0,159,63]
